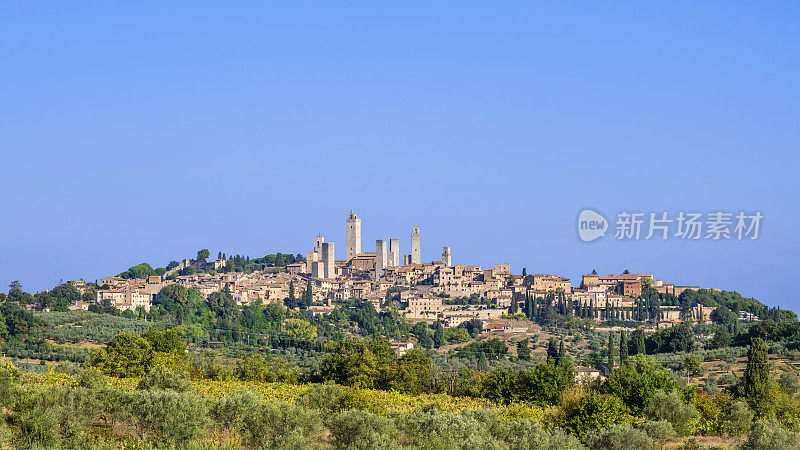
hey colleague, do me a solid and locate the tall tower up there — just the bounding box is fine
[411,226,421,264]
[388,238,400,267]
[308,235,324,277]
[345,211,361,261]
[375,239,387,279]
[321,242,335,279]
[442,247,451,266]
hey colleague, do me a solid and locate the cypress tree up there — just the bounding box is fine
[619,330,629,364]
[559,339,566,360]
[433,322,445,348]
[517,338,531,361]
[547,338,558,362]
[632,328,646,355]
[525,294,532,319]
[743,337,773,416]
[607,332,615,372]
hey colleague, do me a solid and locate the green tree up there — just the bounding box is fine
[644,390,699,436]
[321,337,395,389]
[390,348,433,395]
[516,338,531,361]
[607,332,615,372]
[132,390,207,447]
[600,355,677,413]
[632,328,646,356]
[432,322,445,348]
[684,355,701,378]
[88,332,152,377]
[196,249,210,262]
[742,337,774,417]
[586,424,653,450]
[547,338,559,362]
[708,329,732,349]
[619,331,629,365]
[561,392,629,440]
[742,417,800,450]
[301,279,313,308]
[8,280,22,293]
[43,283,82,311]
[283,318,318,341]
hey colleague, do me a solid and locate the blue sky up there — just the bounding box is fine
[1,2,798,308]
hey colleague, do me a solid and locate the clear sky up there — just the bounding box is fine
[1,2,798,309]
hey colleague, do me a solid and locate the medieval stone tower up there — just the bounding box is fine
[388,238,400,267]
[322,242,335,279]
[442,246,452,266]
[411,226,421,264]
[375,239,387,279]
[346,211,361,261]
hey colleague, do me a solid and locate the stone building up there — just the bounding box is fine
[442,246,452,266]
[411,226,421,264]
[346,211,361,261]
[375,239,387,279]
[388,238,400,267]
[322,242,335,279]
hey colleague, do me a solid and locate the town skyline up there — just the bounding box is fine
[2,207,786,311]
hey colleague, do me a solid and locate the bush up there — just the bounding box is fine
[136,366,190,392]
[393,409,503,449]
[296,383,345,412]
[720,401,753,437]
[585,423,653,450]
[131,389,207,447]
[640,420,677,445]
[560,392,630,440]
[644,390,699,436]
[780,372,800,392]
[240,401,325,449]
[503,420,586,450]
[210,390,263,446]
[719,373,737,386]
[741,417,800,450]
[327,409,399,449]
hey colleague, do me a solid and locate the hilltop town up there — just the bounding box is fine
[60,211,764,333]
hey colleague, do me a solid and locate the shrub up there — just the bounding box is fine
[585,423,653,450]
[780,372,800,392]
[296,383,345,412]
[644,390,699,436]
[210,390,263,446]
[503,420,586,450]
[703,375,720,395]
[131,389,207,447]
[236,353,301,383]
[741,417,800,450]
[560,392,630,440]
[640,420,677,445]
[240,401,325,449]
[393,409,503,449]
[327,408,399,450]
[136,366,190,392]
[720,401,753,436]
[718,373,737,386]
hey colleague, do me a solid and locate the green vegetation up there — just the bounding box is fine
[4,268,800,448]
